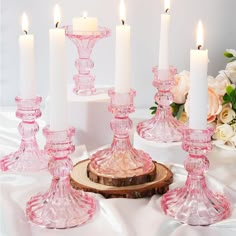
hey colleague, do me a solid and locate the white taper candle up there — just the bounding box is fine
[115,0,131,93]
[158,0,170,70]
[189,21,208,129]
[49,5,68,131]
[19,13,36,99]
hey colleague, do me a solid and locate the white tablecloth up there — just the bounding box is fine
[0,108,236,236]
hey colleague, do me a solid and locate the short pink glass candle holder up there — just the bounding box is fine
[89,89,154,181]
[0,96,48,172]
[137,66,184,142]
[160,128,230,225]
[26,126,97,229]
[65,26,110,96]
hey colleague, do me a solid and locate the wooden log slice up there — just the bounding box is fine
[70,159,173,199]
[87,161,156,187]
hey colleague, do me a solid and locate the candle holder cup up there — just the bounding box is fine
[26,126,97,229]
[65,26,110,96]
[137,66,184,142]
[0,96,48,172]
[88,89,155,186]
[160,127,230,225]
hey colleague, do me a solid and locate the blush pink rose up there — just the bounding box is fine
[207,87,222,122]
[208,74,230,96]
[185,87,222,123]
[171,70,190,104]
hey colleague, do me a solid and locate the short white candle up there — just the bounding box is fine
[189,21,208,129]
[115,0,131,93]
[49,4,68,131]
[72,12,98,33]
[19,13,36,99]
[158,0,170,70]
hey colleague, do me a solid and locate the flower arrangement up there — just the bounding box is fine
[150,49,236,148]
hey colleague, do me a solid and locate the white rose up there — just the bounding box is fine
[225,135,236,147]
[218,106,236,124]
[213,124,235,141]
[231,122,236,132]
[225,60,236,84]
[208,73,230,96]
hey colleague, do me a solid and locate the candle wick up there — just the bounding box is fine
[23,30,28,35]
[198,45,202,50]
[165,8,169,13]
[121,19,125,25]
[55,22,59,28]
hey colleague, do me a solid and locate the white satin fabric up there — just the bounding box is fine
[0,109,236,236]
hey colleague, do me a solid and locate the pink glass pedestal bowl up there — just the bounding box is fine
[137,66,184,143]
[65,26,110,96]
[88,89,154,182]
[0,96,48,172]
[26,126,97,229]
[160,128,230,225]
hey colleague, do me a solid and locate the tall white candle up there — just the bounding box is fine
[115,0,131,93]
[73,12,98,33]
[189,21,208,129]
[19,13,36,99]
[158,0,170,70]
[49,4,68,131]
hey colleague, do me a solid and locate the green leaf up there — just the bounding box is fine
[151,110,156,115]
[150,101,157,115]
[150,106,156,110]
[176,104,184,120]
[222,94,231,103]
[229,90,236,109]
[233,103,236,110]
[224,51,234,58]
[170,102,184,118]
[170,103,177,117]
[170,103,177,108]
[231,89,236,99]
[222,85,236,111]
[226,85,234,96]
[229,57,236,62]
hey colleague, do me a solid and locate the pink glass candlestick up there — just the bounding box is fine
[88,89,154,183]
[160,128,230,225]
[65,26,110,95]
[137,66,184,142]
[26,126,96,229]
[0,96,48,172]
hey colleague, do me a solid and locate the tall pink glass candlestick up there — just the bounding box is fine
[65,26,110,95]
[0,96,48,172]
[137,66,184,142]
[160,128,230,225]
[26,126,96,228]
[88,89,155,185]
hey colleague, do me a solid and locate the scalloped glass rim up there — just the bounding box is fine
[64,25,111,38]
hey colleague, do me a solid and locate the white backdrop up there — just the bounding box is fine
[0,0,235,107]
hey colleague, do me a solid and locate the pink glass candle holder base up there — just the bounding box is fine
[26,127,97,229]
[160,128,230,225]
[65,26,110,96]
[89,89,154,181]
[137,66,184,143]
[0,96,48,172]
